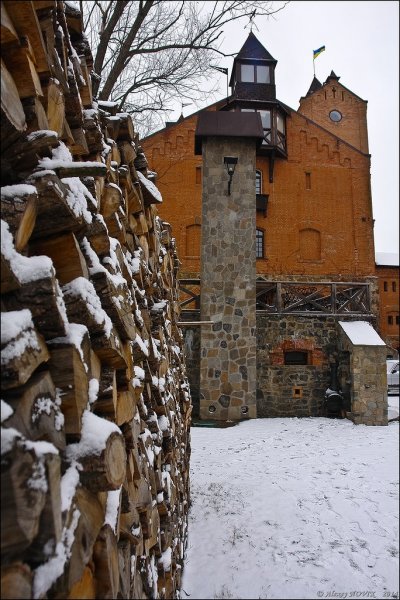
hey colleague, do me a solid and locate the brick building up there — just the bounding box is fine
[141,32,388,424]
[375,253,400,357]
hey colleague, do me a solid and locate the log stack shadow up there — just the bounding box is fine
[1,2,191,598]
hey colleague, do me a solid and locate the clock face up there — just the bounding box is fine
[329,109,342,122]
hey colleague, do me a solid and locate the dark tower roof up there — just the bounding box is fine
[235,31,277,61]
[229,31,277,87]
[305,76,322,97]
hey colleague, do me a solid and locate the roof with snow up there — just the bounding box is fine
[338,321,386,346]
[375,252,399,267]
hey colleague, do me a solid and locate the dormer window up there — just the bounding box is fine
[241,63,270,84]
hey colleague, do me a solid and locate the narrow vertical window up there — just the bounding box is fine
[305,172,311,190]
[396,315,400,325]
[392,281,397,292]
[388,315,393,325]
[196,166,201,184]
[256,228,264,258]
[256,170,262,194]
[384,281,388,292]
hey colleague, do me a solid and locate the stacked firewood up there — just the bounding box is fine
[1,2,191,599]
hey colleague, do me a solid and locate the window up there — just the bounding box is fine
[396,315,400,325]
[284,351,308,365]
[305,172,311,190]
[256,65,270,83]
[277,112,285,134]
[384,281,388,292]
[388,316,393,325]
[256,228,264,258]
[392,281,397,292]
[241,64,270,83]
[256,170,262,194]
[241,64,254,82]
[195,166,201,184]
[259,109,271,130]
[329,109,342,122]
[241,108,271,145]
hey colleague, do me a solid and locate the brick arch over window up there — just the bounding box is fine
[185,224,201,257]
[299,228,321,261]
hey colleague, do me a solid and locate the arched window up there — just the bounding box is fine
[299,228,321,261]
[185,224,201,257]
[256,228,264,258]
[256,170,262,194]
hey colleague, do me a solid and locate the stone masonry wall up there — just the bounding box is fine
[199,137,257,421]
[338,332,388,426]
[256,314,337,417]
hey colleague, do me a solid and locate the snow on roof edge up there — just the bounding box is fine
[338,320,386,346]
[375,252,399,266]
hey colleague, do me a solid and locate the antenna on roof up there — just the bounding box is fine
[244,10,259,32]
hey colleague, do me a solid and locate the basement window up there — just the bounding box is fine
[284,351,308,365]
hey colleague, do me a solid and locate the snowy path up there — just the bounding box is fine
[181,411,399,600]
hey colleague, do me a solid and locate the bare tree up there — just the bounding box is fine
[81,0,289,135]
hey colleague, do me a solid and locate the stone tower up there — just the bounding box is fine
[195,111,264,420]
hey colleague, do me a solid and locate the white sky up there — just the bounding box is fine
[175,1,399,255]
[182,407,399,599]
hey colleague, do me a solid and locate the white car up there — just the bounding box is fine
[387,360,399,395]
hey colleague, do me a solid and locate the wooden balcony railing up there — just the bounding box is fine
[179,278,372,317]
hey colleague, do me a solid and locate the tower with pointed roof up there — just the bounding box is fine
[299,70,369,154]
[222,31,289,179]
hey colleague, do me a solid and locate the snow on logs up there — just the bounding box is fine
[1,2,191,599]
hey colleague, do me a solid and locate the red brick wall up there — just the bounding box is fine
[142,114,202,276]
[298,80,369,154]
[142,104,375,281]
[375,265,400,354]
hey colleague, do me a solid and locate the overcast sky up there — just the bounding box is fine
[175,1,399,255]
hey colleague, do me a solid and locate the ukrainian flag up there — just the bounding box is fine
[313,46,325,60]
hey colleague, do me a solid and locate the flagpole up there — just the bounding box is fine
[313,56,315,78]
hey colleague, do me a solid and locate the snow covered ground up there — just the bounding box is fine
[181,397,399,600]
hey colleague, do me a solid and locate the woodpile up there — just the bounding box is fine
[1,2,191,598]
